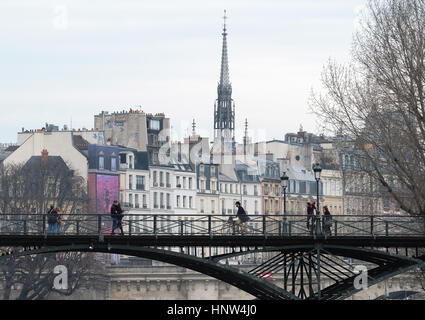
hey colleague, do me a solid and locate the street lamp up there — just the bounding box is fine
[312,163,322,235]
[281,171,289,235]
[280,172,289,215]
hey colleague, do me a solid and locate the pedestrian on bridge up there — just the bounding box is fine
[111,200,124,236]
[235,201,249,234]
[322,206,332,236]
[307,202,313,234]
[47,205,59,235]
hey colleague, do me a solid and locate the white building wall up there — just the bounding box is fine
[4,131,88,180]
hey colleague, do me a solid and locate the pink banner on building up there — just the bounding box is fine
[96,174,119,214]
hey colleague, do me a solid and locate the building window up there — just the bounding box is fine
[99,156,104,170]
[166,172,170,186]
[200,199,204,213]
[120,154,126,164]
[153,192,158,208]
[255,200,258,214]
[160,171,164,186]
[129,194,133,208]
[189,196,193,208]
[160,193,164,208]
[111,157,117,171]
[183,196,187,208]
[129,175,133,190]
[189,177,193,189]
[136,175,145,190]
[211,200,215,214]
[135,194,139,208]
[166,193,171,209]
[129,155,133,169]
[153,171,157,185]
[183,177,187,189]
[143,195,147,208]
[149,119,160,130]
[176,195,180,207]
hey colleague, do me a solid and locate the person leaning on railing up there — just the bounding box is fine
[235,201,250,234]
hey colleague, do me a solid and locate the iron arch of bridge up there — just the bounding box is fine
[0,244,299,300]
[2,243,424,300]
[211,244,425,300]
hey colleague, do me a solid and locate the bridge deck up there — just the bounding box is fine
[1,234,425,248]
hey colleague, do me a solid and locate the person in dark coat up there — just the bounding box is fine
[47,205,59,234]
[110,200,124,235]
[307,202,313,234]
[235,201,249,234]
[322,206,332,236]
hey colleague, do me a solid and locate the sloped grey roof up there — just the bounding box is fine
[285,164,315,182]
[219,173,238,182]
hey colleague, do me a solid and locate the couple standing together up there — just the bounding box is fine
[110,200,124,235]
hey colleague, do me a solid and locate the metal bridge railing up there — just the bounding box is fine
[0,214,424,237]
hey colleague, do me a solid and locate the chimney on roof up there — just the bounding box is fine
[41,149,48,168]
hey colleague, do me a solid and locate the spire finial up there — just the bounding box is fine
[219,10,230,87]
[192,119,196,135]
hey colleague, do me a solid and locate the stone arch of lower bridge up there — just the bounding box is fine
[1,243,424,300]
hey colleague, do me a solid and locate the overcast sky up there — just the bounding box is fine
[0,0,367,144]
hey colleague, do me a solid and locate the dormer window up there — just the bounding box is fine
[98,151,104,170]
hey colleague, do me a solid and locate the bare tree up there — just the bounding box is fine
[310,0,425,216]
[0,159,103,299]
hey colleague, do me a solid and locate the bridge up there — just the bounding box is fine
[1,213,425,300]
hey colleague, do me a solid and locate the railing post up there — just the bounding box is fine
[334,221,338,237]
[154,216,157,235]
[180,219,184,236]
[98,215,102,235]
[288,221,292,236]
[385,221,389,237]
[370,216,374,235]
[42,215,46,234]
[423,217,425,235]
[76,220,80,235]
[208,216,212,237]
[23,219,27,235]
[129,220,132,236]
[283,217,287,236]
[263,215,266,236]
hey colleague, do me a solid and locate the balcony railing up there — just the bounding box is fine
[153,182,158,187]
[136,184,145,190]
[166,183,171,188]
